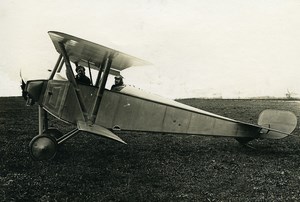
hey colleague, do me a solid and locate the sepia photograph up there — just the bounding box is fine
[1,0,300,201]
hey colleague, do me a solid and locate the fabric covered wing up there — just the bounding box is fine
[48,31,151,72]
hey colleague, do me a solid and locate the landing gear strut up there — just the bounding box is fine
[29,106,79,161]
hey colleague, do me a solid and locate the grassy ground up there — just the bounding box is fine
[0,97,300,201]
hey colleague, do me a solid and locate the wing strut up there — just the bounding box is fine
[90,52,116,124]
[49,54,63,80]
[57,55,64,73]
[95,54,106,87]
[58,42,89,121]
[87,60,93,85]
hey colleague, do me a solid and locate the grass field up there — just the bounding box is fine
[1,97,300,201]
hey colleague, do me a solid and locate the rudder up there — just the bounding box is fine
[258,109,297,139]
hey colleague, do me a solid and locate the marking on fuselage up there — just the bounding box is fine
[124,103,131,107]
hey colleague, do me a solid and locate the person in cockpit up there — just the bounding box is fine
[75,66,91,85]
[111,75,125,91]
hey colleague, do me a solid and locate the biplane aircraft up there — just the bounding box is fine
[21,31,298,161]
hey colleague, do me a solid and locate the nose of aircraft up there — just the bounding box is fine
[20,78,27,99]
[20,70,28,100]
[19,70,45,105]
[19,67,53,104]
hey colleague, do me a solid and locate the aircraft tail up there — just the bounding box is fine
[258,109,297,139]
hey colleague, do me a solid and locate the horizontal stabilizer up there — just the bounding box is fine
[258,109,297,139]
[77,121,126,144]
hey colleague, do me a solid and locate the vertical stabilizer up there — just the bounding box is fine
[258,109,297,139]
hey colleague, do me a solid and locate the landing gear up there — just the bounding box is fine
[29,128,80,161]
[29,134,58,161]
[29,106,80,161]
[43,128,63,139]
[29,129,63,161]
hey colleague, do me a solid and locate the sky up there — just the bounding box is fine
[1,0,300,98]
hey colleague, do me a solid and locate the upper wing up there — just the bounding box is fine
[48,31,152,74]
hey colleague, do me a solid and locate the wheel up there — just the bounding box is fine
[29,134,58,161]
[43,128,63,139]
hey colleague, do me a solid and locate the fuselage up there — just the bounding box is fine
[23,79,261,139]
